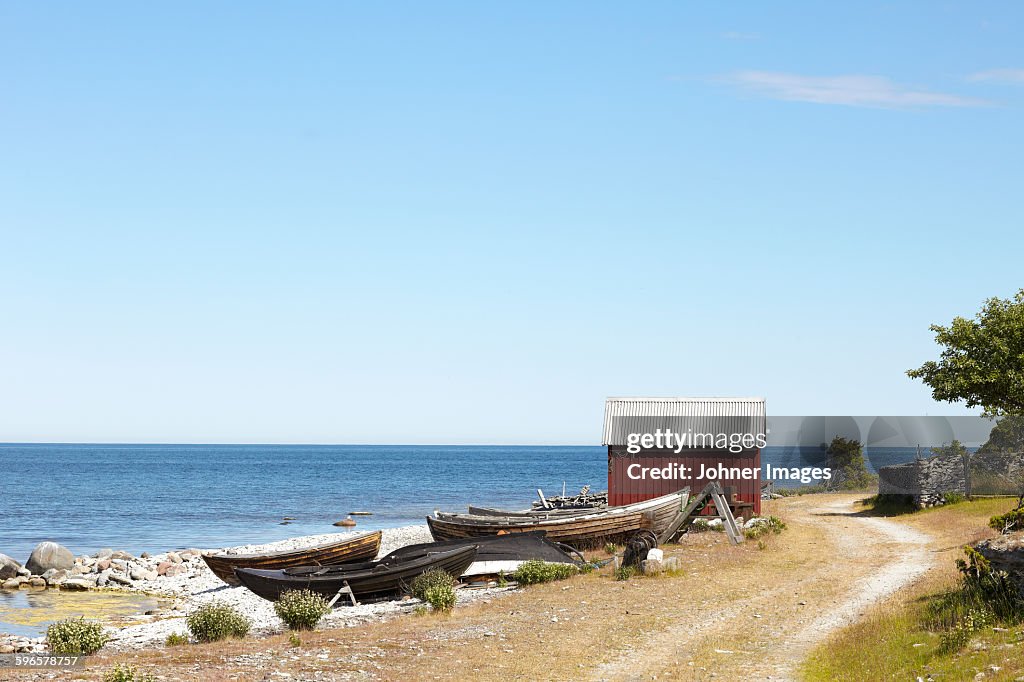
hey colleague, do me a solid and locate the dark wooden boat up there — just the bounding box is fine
[234,545,477,603]
[201,530,382,586]
[428,489,689,548]
[385,531,582,576]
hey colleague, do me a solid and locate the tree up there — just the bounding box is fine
[825,436,875,490]
[907,289,1024,417]
[977,415,1024,455]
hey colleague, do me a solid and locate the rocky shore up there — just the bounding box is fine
[0,525,501,655]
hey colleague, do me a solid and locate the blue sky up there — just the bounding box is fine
[1,2,1022,444]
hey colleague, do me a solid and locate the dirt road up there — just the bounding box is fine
[594,495,934,681]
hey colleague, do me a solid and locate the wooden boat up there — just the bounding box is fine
[385,531,582,577]
[201,530,382,586]
[234,545,477,603]
[466,505,602,517]
[428,488,689,548]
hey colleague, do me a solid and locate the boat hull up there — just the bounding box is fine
[234,545,478,603]
[428,489,689,548]
[201,530,383,586]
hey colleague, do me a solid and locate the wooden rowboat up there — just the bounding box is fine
[428,489,689,548]
[202,530,382,586]
[234,545,478,603]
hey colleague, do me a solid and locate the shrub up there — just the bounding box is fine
[186,602,251,643]
[274,589,331,631]
[423,583,457,611]
[604,543,618,555]
[410,569,455,601]
[989,508,1024,534]
[942,491,967,505]
[744,516,787,539]
[103,664,156,682]
[164,632,188,646]
[288,632,302,647]
[511,560,578,585]
[614,565,637,581]
[46,618,108,655]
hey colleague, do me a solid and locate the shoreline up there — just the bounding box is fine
[1,524,514,653]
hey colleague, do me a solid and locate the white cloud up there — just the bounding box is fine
[723,71,988,109]
[968,68,1024,83]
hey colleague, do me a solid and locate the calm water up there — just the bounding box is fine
[0,444,920,562]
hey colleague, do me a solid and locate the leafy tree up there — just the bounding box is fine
[978,415,1024,455]
[825,436,875,490]
[931,439,970,459]
[907,290,1024,417]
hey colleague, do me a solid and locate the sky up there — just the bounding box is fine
[1,2,1022,444]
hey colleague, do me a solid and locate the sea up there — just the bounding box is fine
[0,443,923,562]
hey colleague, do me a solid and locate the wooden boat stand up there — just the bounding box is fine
[326,580,358,607]
[657,481,745,545]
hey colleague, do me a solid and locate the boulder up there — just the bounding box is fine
[95,548,113,559]
[25,542,75,575]
[974,532,1024,594]
[96,559,112,572]
[641,559,663,575]
[663,556,682,572]
[28,577,46,588]
[164,564,187,577]
[0,554,22,580]
[110,550,135,561]
[108,572,132,586]
[42,569,68,586]
[2,577,25,590]
[16,567,30,577]
[61,578,95,591]
[167,552,182,564]
[95,569,111,587]
[745,517,770,529]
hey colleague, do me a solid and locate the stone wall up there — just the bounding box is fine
[878,451,968,507]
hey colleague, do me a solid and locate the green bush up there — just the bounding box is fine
[186,602,251,643]
[614,565,637,581]
[273,589,331,631]
[989,508,1024,534]
[423,583,457,611]
[410,568,455,600]
[604,543,618,555]
[164,632,188,646]
[46,618,108,655]
[744,516,787,539]
[942,491,967,505]
[511,560,578,585]
[103,664,156,682]
[288,632,302,647]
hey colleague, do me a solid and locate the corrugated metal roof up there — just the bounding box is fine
[602,397,767,446]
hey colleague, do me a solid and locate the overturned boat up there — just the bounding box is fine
[234,544,477,603]
[428,488,689,548]
[202,530,383,586]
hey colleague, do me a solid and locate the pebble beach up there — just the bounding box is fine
[1,525,514,654]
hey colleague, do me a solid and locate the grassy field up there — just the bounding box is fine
[802,497,1021,682]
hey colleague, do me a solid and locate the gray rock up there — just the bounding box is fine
[28,577,46,588]
[108,572,132,586]
[0,553,22,580]
[42,569,68,586]
[95,569,111,587]
[641,559,663,575]
[130,569,156,581]
[744,517,770,529]
[2,577,25,590]
[167,552,182,564]
[164,564,187,577]
[110,550,134,561]
[61,578,95,591]
[16,567,30,577]
[25,542,75,575]
[95,548,113,559]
